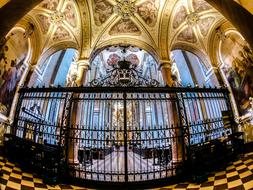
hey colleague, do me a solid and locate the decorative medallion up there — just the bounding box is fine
[114,0,137,20]
[137,0,158,27]
[93,0,114,26]
[186,12,199,26]
[109,19,141,35]
[107,54,121,66]
[49,11,65,25]
[125,54,139,67]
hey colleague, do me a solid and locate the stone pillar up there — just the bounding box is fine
[68,59,90,164]
[159,60,174,86]
[159,60,183,164]
[205,0,253,49]
[212,67,225,87]
[23,64,36,87]
[76,59,90,86]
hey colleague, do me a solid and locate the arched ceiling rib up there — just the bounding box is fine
[21,0,227,62]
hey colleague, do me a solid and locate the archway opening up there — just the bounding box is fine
[88,45,163,86]
[28,48,78,87]
[171,49,219,87]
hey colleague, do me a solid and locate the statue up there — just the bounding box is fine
[171,61,182,86]
[66,72,77,87]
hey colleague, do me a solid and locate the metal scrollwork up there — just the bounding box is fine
[89,60,160,87]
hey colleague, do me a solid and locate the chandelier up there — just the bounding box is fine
[114,0,137,20]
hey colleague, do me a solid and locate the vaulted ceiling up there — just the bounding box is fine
[21,0,227,62]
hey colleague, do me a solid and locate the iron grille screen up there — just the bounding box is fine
[11,87,233,183]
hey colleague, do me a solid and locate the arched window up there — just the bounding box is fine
[171,50,219,87]
[88,46,163,85]
[29,48,77,87]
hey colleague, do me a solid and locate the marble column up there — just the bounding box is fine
[68,59,90,164]
[159,60,183,164]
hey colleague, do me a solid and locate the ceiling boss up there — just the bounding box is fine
[114,0,137,19]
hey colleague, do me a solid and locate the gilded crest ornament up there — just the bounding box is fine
[49,11,65,25]
[186,12,199,26]
[114,0,137,19]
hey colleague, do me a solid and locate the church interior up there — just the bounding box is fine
[0,0,253,189]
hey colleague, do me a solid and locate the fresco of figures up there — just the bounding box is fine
[220,32,253,115]
[137,0,159,27]
[110,19,140,35]
[0,29,29,116]
[93,0,113,26]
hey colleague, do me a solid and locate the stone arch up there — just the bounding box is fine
[171,42,211,72]
[16,15,43,66]
[91,38,160,64]
[207,20,234,67]
[37,41,79,66]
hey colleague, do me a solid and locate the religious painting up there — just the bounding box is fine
[93,0,113,26]
[198,17,215,36]
[53,26,70,41]
[107,54,121,67]
[41,0,59,11]
[137,0,159,27]
[36,14,50,34]
[177,27,197,43]
[220,32,253,115]
[64,3,77,28]
[109,19,141,35]
[0,29,29,116]
[173,6,187,29]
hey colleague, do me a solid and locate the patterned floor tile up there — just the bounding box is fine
[0,153,253,189]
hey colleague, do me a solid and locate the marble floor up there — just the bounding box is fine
[0,153,253,190]
[72,150,175,182]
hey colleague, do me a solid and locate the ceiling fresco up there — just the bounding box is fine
[20,0,225,62]
[93,0,114,26]
[171,0,222,47]
[109,19,141,35]
[28,0,81,54]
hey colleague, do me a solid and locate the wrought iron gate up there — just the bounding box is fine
[66,89,185,182]
[10,86,234,183]
[9,61,235,184]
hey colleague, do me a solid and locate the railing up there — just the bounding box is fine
[6,86,235,184]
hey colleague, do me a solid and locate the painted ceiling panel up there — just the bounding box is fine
[20,0,225,61]
[177,27,197,43]
[137,0,159,27]
[173,5,187,29]
[109,19,141,35]
[92,0,114,26]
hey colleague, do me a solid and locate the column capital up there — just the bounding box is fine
[28,64,36,71]
[158,59,173,70]
[76,59,90,70]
